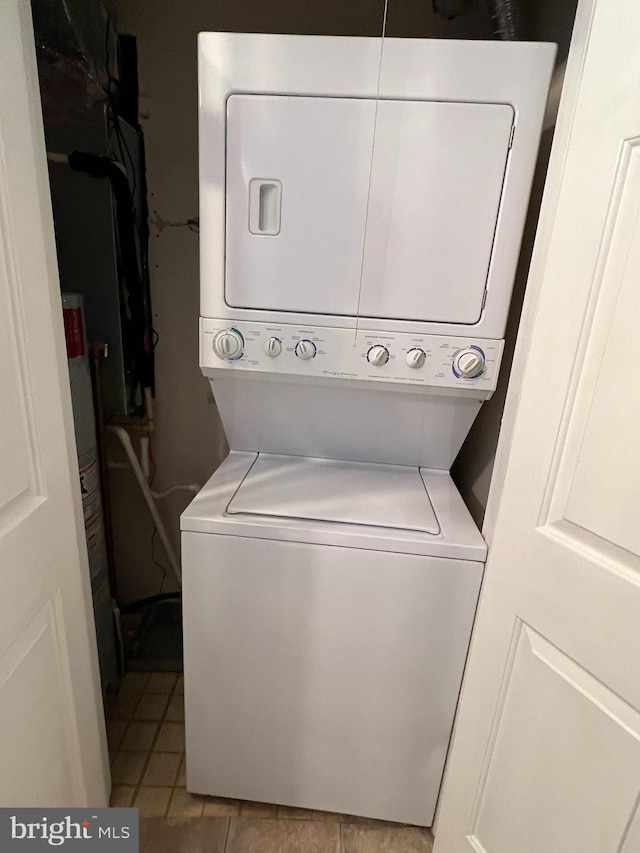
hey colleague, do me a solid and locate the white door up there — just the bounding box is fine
[435,0,640,850]
[0,0,109,806]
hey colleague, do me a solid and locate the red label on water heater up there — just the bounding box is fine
[63,307,85,359]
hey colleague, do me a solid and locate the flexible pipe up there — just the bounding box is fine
[480,0,520,40]
[46,150,127,176]
[151,483,201,499]
[107,461,200,499]
[107,425,182,585]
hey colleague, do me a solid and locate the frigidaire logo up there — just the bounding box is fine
[1,808,138,851]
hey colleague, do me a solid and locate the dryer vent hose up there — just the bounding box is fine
[481,0,521,40]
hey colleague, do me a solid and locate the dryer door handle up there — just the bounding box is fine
[248,179,282,236]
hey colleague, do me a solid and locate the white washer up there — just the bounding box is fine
[181,452,485,826]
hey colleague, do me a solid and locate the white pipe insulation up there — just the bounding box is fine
[107,461,200,499]
[140,435,151,480]
[151,483,200,499]
[107,425,182,585]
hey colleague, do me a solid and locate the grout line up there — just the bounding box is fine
[151,675,180,817]
[223,815,233,853]
[108,722,126,764]
[127,675,176,815]
[108,676,148,806]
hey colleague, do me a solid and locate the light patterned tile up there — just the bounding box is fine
[134,787,172,818]
[106,674,148,719]
[342,816,408,828]
[341,823,433,853]
[240,802,278,818]
[154,722,185,753]
[278,806,343,822]
[277,806,316,820]
[120,721,158,752]
[139,817,228,853]
[226,818,340,852]
[164,694,184,722]
[142,752,182,787]
[134,694,170,721]
[105,691,139,722]
[106,720,128,759]
[146,673,178,695]
[203,797,241,817]
[123,672,150,693]
[111,751,148,786]
[110,786,135,808]
[167,787,205,818]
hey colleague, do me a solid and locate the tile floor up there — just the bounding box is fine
[106,671,434,852]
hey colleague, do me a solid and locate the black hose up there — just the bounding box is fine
[480,0,521,40]
[119,592,182,613]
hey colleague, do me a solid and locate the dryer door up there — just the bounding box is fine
[225,94,513,324]
[361,99,514,325]
[226,94,375,316]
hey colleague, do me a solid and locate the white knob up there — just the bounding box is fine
[264,337,282,357]
[367,345,390,366]
[453,347,485,378]
[406,348,426,369]
[212,328,244,360]
[295,339,317,360]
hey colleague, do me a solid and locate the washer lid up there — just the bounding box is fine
[227,454,440,535]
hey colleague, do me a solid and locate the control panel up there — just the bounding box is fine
[200,318,504,392]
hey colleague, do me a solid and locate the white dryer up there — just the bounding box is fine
[184,32,555,827]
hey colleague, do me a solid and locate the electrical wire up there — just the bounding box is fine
[105,11,158,382]
[150,526,168,593]
[147,437,166,591]
[148,437,157,486]
[104,13,138,213]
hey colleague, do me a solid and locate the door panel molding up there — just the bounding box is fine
[540,519,640,584]
[0,592,85,804]
[540,136,640,532]
[0,86,47,532]
[469,622,640,853]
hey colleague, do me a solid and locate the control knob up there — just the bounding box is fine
[212,328,244,360]
[406,348,426,369]
[295,339,317,360]
[453,347,485,379]
[367,345,390,366]
[264,337,282,357]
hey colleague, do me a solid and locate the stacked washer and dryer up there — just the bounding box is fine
[182,34,555,827]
